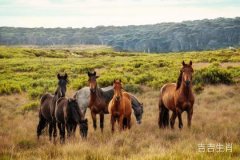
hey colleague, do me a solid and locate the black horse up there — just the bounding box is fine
[37,73,68,142]
[55,97,88,143]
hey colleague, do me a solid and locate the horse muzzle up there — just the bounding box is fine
[185,80,191,87]
[90,88,96,93]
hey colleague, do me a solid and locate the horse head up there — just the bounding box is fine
[87,71,99,94]
[135,103,143,124]
[113,79,123,102]
[68,98,88,138]
[177,61,194,89]
[56,73,68,97]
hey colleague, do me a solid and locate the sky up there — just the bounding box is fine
[0,0,239,28]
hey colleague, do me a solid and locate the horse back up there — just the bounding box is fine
[159,83,176,111]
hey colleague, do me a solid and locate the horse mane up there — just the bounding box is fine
[176,70,183,90]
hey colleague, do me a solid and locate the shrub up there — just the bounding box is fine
[28,87,45,99]
[124,84,143,94]
[71,76,88,90]
[0,82,21,95]
[134,73,154,85]
[18,101,39,113]
[193,83,204,94]
[194,65,233,85]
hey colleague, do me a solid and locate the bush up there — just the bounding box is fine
[0,82,21,95]
[71,76,88,90]
[134,73,154,85]
[18,101,39,113]
[193,83,204,94]
[194,65,233,85]
[124,84,143,94]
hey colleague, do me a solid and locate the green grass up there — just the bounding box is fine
[0,46,240,99]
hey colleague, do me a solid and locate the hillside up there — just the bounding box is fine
[1,17,240,52]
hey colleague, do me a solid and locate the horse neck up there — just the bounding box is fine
[179,82,193,99]
[90,86,102,103]
[54,87,62,99]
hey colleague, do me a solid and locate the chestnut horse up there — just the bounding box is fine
[37,73,68,141]
[158,61,194,129]
[108,79,132,132]
[88,71,114,132]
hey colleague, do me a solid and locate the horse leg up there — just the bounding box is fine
[170,112,177,129]
[177,109,183,129]
[48,122,53,141]
[91,111,97,130]
[119,115,124,131]
[72,123,77,136]
[111,115,115,133]
[100,113,104,133]
[62,123,66,144]
[187,108,193,128]
[128,116,131,129]
[164,109,169,128]
[53,120,57,143]
[66,123,71,138]
[37,115,47,139]
[158,101,163,128]
[57,122,62,143]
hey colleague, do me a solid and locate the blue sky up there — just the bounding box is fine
[0,0,239,27]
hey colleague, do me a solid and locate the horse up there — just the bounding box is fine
[158,61,194,129]
[87,71,114,132]
[74,86,143,124]
[55,97,88,143]
[108,79,132,132]
[37,73,68,141]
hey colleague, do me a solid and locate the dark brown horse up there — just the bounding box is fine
[108,79,132,133]
[88,71,114,132]
[37,73,68,141]
[55,97,88,143]
[158,61,194,129]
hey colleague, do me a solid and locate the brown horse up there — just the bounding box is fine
[158,61,194,129]
[55,97,88,143]
[88,71,114,132]
[37,73,68,141]
[108,79,132,133]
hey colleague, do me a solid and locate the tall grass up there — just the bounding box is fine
[0,85,240,159]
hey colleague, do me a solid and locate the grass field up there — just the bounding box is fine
[0,46,240,159]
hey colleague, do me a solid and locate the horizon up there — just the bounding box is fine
[0,0,240,28]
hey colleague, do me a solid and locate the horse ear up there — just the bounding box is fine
[57,73,61,79]
[93,71,96,76]
[189,61,192,66]
[64,73,68,79]
[182,61,186,66]
[87,71,91,77]
[119,79,121,82]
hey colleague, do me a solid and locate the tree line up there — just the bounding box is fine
[0,17,240,53]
